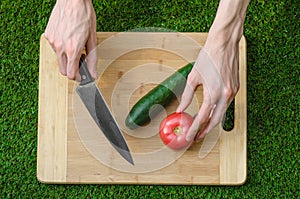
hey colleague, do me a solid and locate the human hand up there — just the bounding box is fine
[44,0,97,80]
[176,39,240,141]
[176,0,249,141]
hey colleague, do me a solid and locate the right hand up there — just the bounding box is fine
[176,0,249,141]
[176,40,240,141]
[44,0,98,80]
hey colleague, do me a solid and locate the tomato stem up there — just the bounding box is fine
[174,126,182,135]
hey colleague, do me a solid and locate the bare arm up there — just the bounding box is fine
[206,0,249,55]
[177,0,250,140]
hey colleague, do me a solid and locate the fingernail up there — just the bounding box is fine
[186,131,196,142]
[195,133,203,140]
[186,136,192,142]
[92,70,98,79]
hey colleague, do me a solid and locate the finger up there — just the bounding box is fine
[65,38,86,80]
[57,52,67,76]
[176,68,202,113]
[176,81,195,113]
[86,9,98,79]
[196,102,226,140]
[195,122,210,140]
[207,104,226,133]
[66,54,81,80]
[186,101,214,141]
[86,33,98,79]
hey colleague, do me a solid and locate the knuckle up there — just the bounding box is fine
[48,37,54,45]
[44,32,49,40]
[67,71,76,80]
[224,87,233,101]
[53,39,60,48]
[53,41,62,52]
[66,61,78,80]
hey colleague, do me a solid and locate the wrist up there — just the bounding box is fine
[206,19,243,47]
[56,0,88,6]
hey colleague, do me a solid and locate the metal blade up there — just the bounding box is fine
[76,82,134,165]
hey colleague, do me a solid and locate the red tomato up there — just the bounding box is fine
[159,112,194,150]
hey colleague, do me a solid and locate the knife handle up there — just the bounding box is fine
[79,56,94,85]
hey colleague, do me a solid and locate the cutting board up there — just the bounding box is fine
[37,32,247,185]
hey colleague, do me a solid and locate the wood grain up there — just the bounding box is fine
[220,37,247,184]
[37,35,68,183]
[37,32,247,185]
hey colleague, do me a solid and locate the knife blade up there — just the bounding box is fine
[76,56,134,165]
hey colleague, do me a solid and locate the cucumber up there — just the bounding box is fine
[125,62,194,129]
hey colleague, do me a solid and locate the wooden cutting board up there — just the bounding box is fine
[37,32,247,185]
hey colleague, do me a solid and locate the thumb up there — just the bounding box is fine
[86,46,98,79]
[86,14,98,79]
[176,81,195,113]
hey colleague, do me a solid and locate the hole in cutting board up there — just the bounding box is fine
[222,98,235,132]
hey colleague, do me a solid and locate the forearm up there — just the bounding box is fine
[206,0,250,48]
[55,0,92,8]
[56,0,90,3]
[45,0,97,79]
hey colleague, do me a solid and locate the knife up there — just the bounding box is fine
[76,56,134,165]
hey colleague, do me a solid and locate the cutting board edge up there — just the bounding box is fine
[37,34,68,183]
[37,32,247,185]
[219,35,247,185]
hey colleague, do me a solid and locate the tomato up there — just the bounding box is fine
[159,112,194,150]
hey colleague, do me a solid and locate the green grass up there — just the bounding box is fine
[1,0,299,198]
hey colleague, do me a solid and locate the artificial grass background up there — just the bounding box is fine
[0,0,299,198]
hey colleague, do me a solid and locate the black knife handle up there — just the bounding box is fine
[79,56,94,85]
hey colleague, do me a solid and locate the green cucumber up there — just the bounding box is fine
[125,62,194,129]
